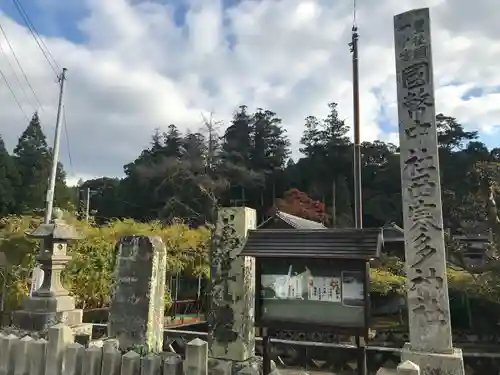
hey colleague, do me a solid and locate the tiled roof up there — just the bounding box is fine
[274,210,327,230]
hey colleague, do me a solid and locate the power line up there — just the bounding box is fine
[0,20,44,111]
[0,65,29,122]
[0,33,32,111]
[11,0,60,77]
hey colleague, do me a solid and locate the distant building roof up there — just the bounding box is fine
[259,210,327,230]
[383,222,403,232]
[382,222,404,243]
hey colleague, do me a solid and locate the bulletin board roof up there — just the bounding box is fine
[241,228,382,259]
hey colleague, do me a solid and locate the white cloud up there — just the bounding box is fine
[0,0,499,182]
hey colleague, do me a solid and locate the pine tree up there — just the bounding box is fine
[249,109,291,214]
[14,112,70,214]
[220,106,263,206]
[222,105,252,166]
[182,132,207,163]
[299,102,352,210]
[436,113,477,151]
[0,134,19,215]
[163,124,184,158]
[250,109,290,172]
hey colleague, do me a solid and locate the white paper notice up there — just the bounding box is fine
[307,277,341,302]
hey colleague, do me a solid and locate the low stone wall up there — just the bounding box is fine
[0,323,208,375]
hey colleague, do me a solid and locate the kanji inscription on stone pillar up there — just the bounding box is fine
[208,207,257,361]
[394,7,453,354]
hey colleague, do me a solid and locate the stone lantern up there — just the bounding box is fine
[13,208,87,333]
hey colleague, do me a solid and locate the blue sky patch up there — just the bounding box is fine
[461,87,483,100]
[172,0,188,27]
[371,88,396,135]
[1,0,88,43]
[477,127,500,150]
[461,85,500,101]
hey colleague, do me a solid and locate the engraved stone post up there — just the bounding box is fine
[108,236,167,353]
[13,209,87,332]
[208,207,257,362]
[394,8,464,375]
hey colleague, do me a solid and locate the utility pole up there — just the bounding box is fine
[84,187,91,222]
[332,178,337,228]
[349,21,366,375]
[349,27,363,230]
[44,67,67,224]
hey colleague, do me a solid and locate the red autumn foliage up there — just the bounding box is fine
[273,188,328,224]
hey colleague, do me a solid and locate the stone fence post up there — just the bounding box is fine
[185,338,208,375]
[47,323,75,375]
[2,324,194,375]
[0,332,48,375]
[398,361,420,375]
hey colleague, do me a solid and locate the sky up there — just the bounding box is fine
[0,0,499,186]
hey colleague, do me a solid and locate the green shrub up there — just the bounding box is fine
[2,215,500,313]
[0,215,210,310]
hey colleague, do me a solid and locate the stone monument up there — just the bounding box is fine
[208,207,273,374]
[394,8,465,375]
[12,209,90,335]
[108,235,167,353]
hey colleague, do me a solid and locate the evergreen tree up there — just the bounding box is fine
[0,134,19,215]
[437,113,478,151]
[298,102,352,220]
[14,112,70,214]
[79,178,124,223]
[300,115,323,158]
[220,106,264,207]
[107,104,496,243]
[249,108,290,215]
[163,124,184,158]
[250,109,290,171]
[222,105,252,166]
[182,132,207,163]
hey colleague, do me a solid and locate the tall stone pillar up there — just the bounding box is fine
[394,8,464,375]
[208,207,256,362]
